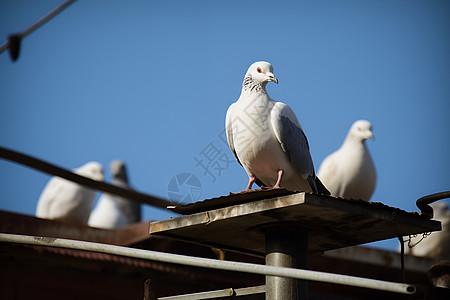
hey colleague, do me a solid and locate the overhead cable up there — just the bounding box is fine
[0,146,174,211]
[0,0,77,61]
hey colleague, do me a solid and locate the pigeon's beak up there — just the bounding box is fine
[368,132,375,140]
[267,72,278,84]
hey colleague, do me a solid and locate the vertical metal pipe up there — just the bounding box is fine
[143,279,157,300]
[265,226,308,300]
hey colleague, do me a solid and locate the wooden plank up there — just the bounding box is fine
[150,193,441,255]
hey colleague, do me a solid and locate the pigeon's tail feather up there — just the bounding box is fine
[315,177,331,195]
[255,178,267,188]
[307,176,318,194]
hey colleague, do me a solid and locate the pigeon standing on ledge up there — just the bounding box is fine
[89,160,141,229]
[226,61,328,194]
[317,120,376,201]
[36,162,104,224]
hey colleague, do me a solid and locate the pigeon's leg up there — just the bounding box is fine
[244,175,257,192]
[272,169,284,188]
[261,169,284,190]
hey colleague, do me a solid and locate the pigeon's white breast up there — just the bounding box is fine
[231,95,292,183]
[88,194,128,229]
[335,145,376,200]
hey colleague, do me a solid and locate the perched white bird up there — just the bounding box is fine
[36,162,104,224]
[404,202,450,260]
[88,160,141,229]
[226,61,328,194]
[317,120,376,201]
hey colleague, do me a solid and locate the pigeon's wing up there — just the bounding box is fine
[271,102,317,191]
[225,103,241,165]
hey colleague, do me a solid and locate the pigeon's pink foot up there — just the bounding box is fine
[258,170,285,190]
[261,186,282,190]
[272,169,284,189]
[236,188,254,193]
[237,175,257,193]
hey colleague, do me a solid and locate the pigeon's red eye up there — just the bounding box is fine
[257,67,262,73]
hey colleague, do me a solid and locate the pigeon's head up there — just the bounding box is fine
[110,159,128,182]
[75,162,104,181]
[349,120,375,142]
[243,61,278,91]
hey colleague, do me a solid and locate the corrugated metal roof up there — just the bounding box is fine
[168,188,424,216]
[154,192,440,255]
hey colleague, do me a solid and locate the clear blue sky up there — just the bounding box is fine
[1,0,449,251]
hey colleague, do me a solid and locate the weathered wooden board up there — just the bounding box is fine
[150,192,441,255]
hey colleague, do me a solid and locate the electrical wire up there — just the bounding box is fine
[0,0,77,59]
[0,146,174,211]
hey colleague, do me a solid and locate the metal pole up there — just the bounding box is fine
[143,279,157,300]
[0,233,416,295]
[266,227,308,300]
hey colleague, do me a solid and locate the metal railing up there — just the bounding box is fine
[0,233,416,295]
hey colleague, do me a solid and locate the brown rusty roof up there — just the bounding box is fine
[0,207,441,300]
[0,209,150,246]
[0,209,263,291]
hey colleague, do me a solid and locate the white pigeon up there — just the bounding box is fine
[404,201,450,260]
[317,120,376,201]
[88,160,141,229]
[225,61,329,194]
[36,161,104,224]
